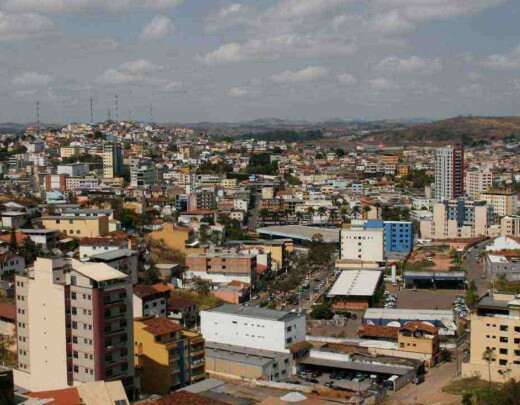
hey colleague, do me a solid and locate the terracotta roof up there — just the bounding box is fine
[80,237,126,246]
[146,392,230,405]
[152,282,174,293]
[26,387,82,405]
[357,324,399,340]
[401,321,438,335]
[168,295,197,311]
[133,284,169,299]
[140,317,182,337]
[0,303,16,322]
[0,232,27,245]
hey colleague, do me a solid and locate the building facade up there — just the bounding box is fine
[434,145,464,201]
[14,258,136,397]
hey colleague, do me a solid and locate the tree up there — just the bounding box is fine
[192,277,211,295]
[18,238,39,265]
[466,280,479,308]
[482,347,496,387]
[311,302,334,320]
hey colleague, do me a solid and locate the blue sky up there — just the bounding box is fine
[0,0,519,123]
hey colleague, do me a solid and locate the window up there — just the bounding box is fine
[499,359,508,366]
[500,325,509,332]
[500,348,508,355]
[500,337,509,343]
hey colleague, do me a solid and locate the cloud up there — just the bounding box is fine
[227,86,250,97]
[368,77,399,91]
[0,11,54,41]
[377,56,442,74]
[337,73,357,85]
[482,45,520,70]
[2,0,184,14]
[98,60,163,85]
[369,0,507,34]
[139,15,174,41]
[202,35,356,64]
[13,72,52,87]
[206,3,248,32]
[271,66,328,83]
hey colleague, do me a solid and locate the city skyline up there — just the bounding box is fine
[1,0,520,123]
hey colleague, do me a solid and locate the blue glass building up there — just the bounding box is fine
[364,220,414,255]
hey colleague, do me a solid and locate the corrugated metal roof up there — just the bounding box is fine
[327,270,382,297]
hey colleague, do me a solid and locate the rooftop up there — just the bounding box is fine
[205,303,302,322]
[71,259,127,282]
[327,270,382,298]
[138,317,182,337]
[256,225,340,243]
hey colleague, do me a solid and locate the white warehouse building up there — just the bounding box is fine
[201,304,306,354]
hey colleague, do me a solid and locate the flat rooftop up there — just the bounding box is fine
[256,225,340,243]
[327,270,382,298]
[205,303,302,322]
[364,308,454,322]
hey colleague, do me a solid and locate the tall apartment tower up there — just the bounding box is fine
[103,143,123,179]
[434,145,464,201]
[14,258,136,398]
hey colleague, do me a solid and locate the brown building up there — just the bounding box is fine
[186,253,257,286]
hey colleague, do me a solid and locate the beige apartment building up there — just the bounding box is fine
[465,169,493,199]
[481,190,517,217]
[501,216,520,237]
[463,292,520,382]
[186,252,257,286]
[14,258,136,397]
[420,200,491,240]
[42,215,109,238]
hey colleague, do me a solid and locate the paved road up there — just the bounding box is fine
[387,361,461,405]
[464,240,491,295]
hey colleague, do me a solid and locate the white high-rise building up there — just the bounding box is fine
[434,145,464,201]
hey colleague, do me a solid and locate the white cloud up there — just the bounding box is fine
[368,77,399,91]
[0,11,54,41]
[13,72,52,87]
[98,60,163,84]
[202,35,356,65]
[271,66,328,83]
[2,0,184,14]
[139,15,174,41]
[482,45,520,70]
[227,86,249,97]
[370,0,507,34]
[337,73,357,85]
[377,56,442,74]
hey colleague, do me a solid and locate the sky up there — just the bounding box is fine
[1,0,520,123]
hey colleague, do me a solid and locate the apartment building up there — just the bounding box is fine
[65,176,100,191]
[60,146,83,158]
[481,190,517,217]
[42,215,109,238]
[134,317,205,394]
[130,163,156,188]
[102,143,123,179]
[14,258,136,397]
[420,199,492,240]
[44,174,68,192]
[465,169,493,199]
[434,145,464,201]
[185,252,257,286]
[188,191,216,211]
[57,163,90,178]
[340,224,384,262]
[132,284,169,318]
[463,292,520,382]
[501,216,520,237]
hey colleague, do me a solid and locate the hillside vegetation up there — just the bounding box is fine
[363,116,520,146]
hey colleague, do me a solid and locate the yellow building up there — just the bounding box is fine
[146,223,196,254]
[481,190,517,217]
[41,216,109,238]
[398,322,440,367]
[60,146,83,158]
[463,292,520,382]
[134,317,205,394]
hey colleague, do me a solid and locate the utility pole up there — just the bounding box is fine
[114,94,119,122]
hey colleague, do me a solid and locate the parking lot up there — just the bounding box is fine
[386,284,465,310]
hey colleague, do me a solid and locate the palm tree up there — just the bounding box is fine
[483,348,496,386]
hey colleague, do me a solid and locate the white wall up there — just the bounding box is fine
[201,310,305,353]
[341,228,384,262]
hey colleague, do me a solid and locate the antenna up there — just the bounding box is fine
[114,94,119,122]
[107,108,112,122]
[36,100,40,136]
[90,97,94,124]
[149,105,153,123]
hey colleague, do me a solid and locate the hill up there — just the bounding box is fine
[362,116,520,146]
